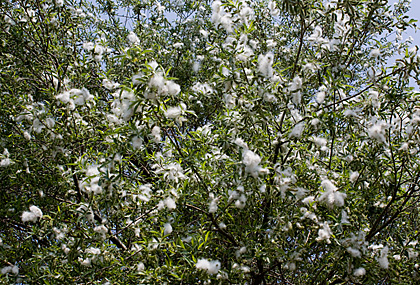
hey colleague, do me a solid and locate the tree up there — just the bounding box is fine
[1,0,420,283]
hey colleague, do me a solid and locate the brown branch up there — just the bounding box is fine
[291,14,307,79]
[367,174,419,241]
[185,203,239,247]
[71,167,127,251]
[318,68,403,111]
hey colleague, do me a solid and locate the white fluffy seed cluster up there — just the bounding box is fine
[21,205,43,223]
[1,265,19,275]
[196,258,221,274]
[318,179,347,209]
[56,88,94,110]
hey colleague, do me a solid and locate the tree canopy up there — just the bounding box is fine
[1,0,420,283]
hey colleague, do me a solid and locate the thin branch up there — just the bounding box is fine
[185,203,239,247]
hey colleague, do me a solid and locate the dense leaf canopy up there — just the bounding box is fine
[1,0,420,283]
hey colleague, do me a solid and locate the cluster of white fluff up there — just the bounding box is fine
[289,76,303,104]
[234,247,247,259]
[79,164,102,195]
[173,42,184,49]
[341,230,367,260]
[155,1,166,13]
[133,184,153,203]
[164,106,181,119]
[318,179,347,208]
[191,82,213,95]
[263,92,277,103]
[192,54,204,72]
[70,6,94,19]
[153,162,186,183]
[315,85,327,104]
[268,1,279,16]
[164,197,176,210]
[132,136,143,150]
[137,262,145,272]
[15,99,59,138]
[86,247,101,256]
[157,196,177,211]
[79,247,102,267]
[224,92,237,109]
[311,136,328,151]
[102,78,120,90]
[56,88,94,110]
[377,246,389,269]
[235,34,254,63]
[53,226,67,240]
[127,31,140,46]
[234,193,247,209]
[151,126,161,143]
[346,246,362,258]
[197,124,212,138]
[405,240,419,259]
[316,222,333,243]
[164,103,189,123]
[163,223,173,235]
[353,267,366,277]
[370,48,381,58]
[307,26,324,43]
[0,149,12,167]
[341,209,350,224]
[33,117,55,134]
[148,73,181,97]
[349,171,359,183]
[196,258,221,274]
[146,61,181,100]
[369,90,380,109]
[82,40,109,62]
[21,205,43,223]
[302,195,316,207]
[211,1,233,33]
[293,187,308,200]
[212,0,255,34]
[289,76,302,92]
[76,204,95,222]
[238,2,254,27]
[289,122,305,139]
[242,149,268,178]
[258,52,274,78]
[227,186,247,209]
[132,72,144,86]
[108,90,136,124]
[307,13,348,52]
[367,120,388,144]
[94,224,108,239]
[1,265,19,275]
[274,167,297,198]
[208,193,218,213]
[300,207,318,223]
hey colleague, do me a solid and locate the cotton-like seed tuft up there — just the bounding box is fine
[258,52,274,78]
[163,223,173,235]
[164,197,176,210]
[196,258,221,274]
[1,265,19,275]
[289,123,305,139]
[353,267,366,277]
[22,205,43,223]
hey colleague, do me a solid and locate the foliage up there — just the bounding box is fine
[1,0,420,283]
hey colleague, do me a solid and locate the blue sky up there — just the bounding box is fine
[405,0,419,87]
[406,0,419,46]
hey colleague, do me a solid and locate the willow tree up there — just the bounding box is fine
[1,0,420,283]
